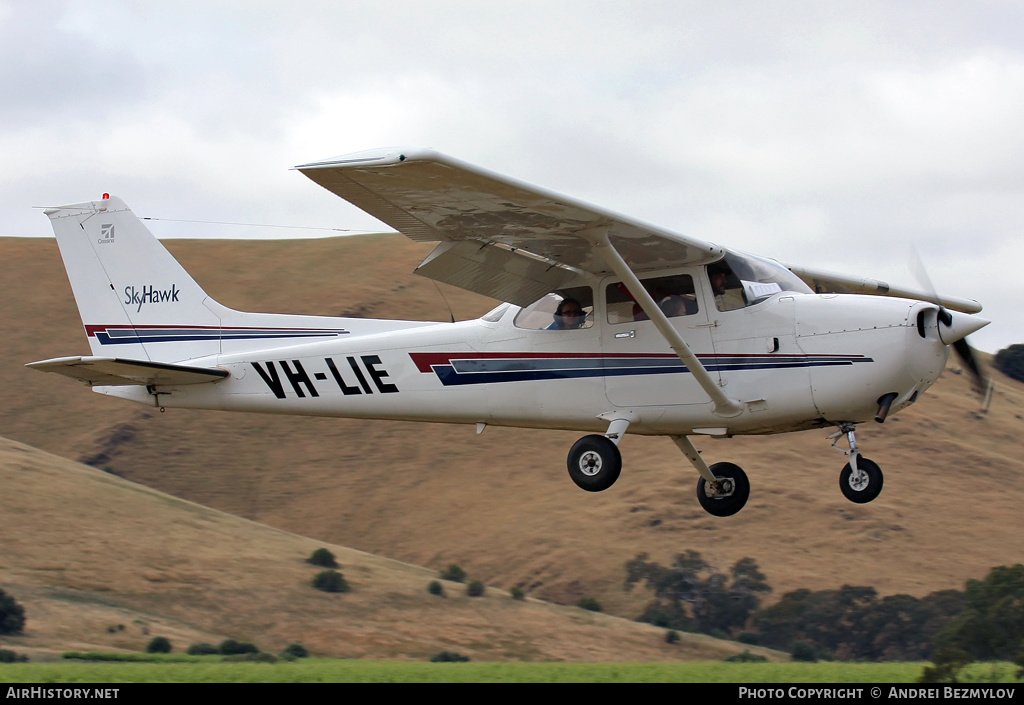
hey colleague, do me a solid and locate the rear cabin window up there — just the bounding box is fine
[605,274,698,324]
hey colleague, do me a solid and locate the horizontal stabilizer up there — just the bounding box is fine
[26,356,229,387]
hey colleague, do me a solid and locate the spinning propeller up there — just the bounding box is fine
[911,249,990,394]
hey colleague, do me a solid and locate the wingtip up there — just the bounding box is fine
[294,146,438,171]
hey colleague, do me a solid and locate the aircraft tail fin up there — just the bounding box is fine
[45,196,224,362]
[43,195,432,368]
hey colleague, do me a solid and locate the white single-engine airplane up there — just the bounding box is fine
[30,148,990,517]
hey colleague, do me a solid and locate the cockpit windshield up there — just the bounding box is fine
[708,252,812,311]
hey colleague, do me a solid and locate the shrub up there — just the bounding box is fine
[282,643,308,659]
[145,637,171,654]
[428,580,445,597]
[466,580,485,597]
[223,651,276,663]
[790,640,818,662]
[308,548,339,568]
[510,587,526,601]
[187,643,218,656]
[312,570,350,593]
[577,597,602,612]
[219,639,259,656]
[0,589,25,635]
[995,344,1024,383]
[919,646,975,683]
[439,564,466,582]
[724,649,768,663]
[665,630,680,644]
[0,649,27,663]
[430,650,470,662]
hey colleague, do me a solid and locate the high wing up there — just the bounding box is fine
[787,264,982,314]
[296,148,723,306]
[26,356,229,387]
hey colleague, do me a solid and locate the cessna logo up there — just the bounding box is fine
[124,284,181,312]
[98,223,115,244]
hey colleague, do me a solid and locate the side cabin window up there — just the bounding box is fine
[605,274,699,324]
[707,253,813,312]
[513,287,595,330]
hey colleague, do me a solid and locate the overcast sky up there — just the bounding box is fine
[3,1,1021,352]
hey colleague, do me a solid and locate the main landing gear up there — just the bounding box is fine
[565,418,752,517]
[566,435,622,492]
[566,415,629,493]
[566,420,883,516]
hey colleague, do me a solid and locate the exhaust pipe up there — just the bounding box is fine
[874,392,898,423]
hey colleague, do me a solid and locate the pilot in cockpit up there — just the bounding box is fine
[548,298,587,330]
[709,262,746,312]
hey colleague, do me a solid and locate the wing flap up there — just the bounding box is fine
[414,240,579,307]
[26,356,229,387]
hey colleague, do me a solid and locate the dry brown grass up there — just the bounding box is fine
[0,437,782,662]
[2,235,1023,657]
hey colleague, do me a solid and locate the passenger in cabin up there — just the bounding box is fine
[659,294,697,317]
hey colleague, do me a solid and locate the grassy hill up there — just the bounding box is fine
[2,235,1023,635]
[1,436,783,661]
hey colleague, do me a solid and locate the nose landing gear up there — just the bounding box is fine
[829,424,884,504]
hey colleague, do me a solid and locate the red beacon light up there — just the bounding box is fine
[102,193,109,200]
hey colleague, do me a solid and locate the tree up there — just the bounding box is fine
[935,564,1024,661]
[307,548,338,568]
[0,589,25,635]
[312,570,350,593]
[995,344,1024,383]
[187,643,218,656]
[439,564,466,582]
[219,639,259,655]
[146,636,172,654]
[753,585,965,661]
[624,552,771,635]
[282,643,309,658]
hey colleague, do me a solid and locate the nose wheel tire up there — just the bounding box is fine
[567,435,622,492]
[696,462,750,517]
[839,457,883,503]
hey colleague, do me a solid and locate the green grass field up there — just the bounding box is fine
[1,659,1020,683]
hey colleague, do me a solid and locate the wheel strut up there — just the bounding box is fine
[828,423,885,504]
[827,423,861,473]
[671,435,719,484]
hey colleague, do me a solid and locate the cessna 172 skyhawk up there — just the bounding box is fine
[29,148,990,517]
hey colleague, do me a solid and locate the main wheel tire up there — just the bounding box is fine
[839,456,883,503]
[696,462,750,517]
[567,435,622,492]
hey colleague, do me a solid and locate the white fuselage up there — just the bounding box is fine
[101,280,949,438]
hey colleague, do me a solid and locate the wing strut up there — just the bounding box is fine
[591,232,743,417]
